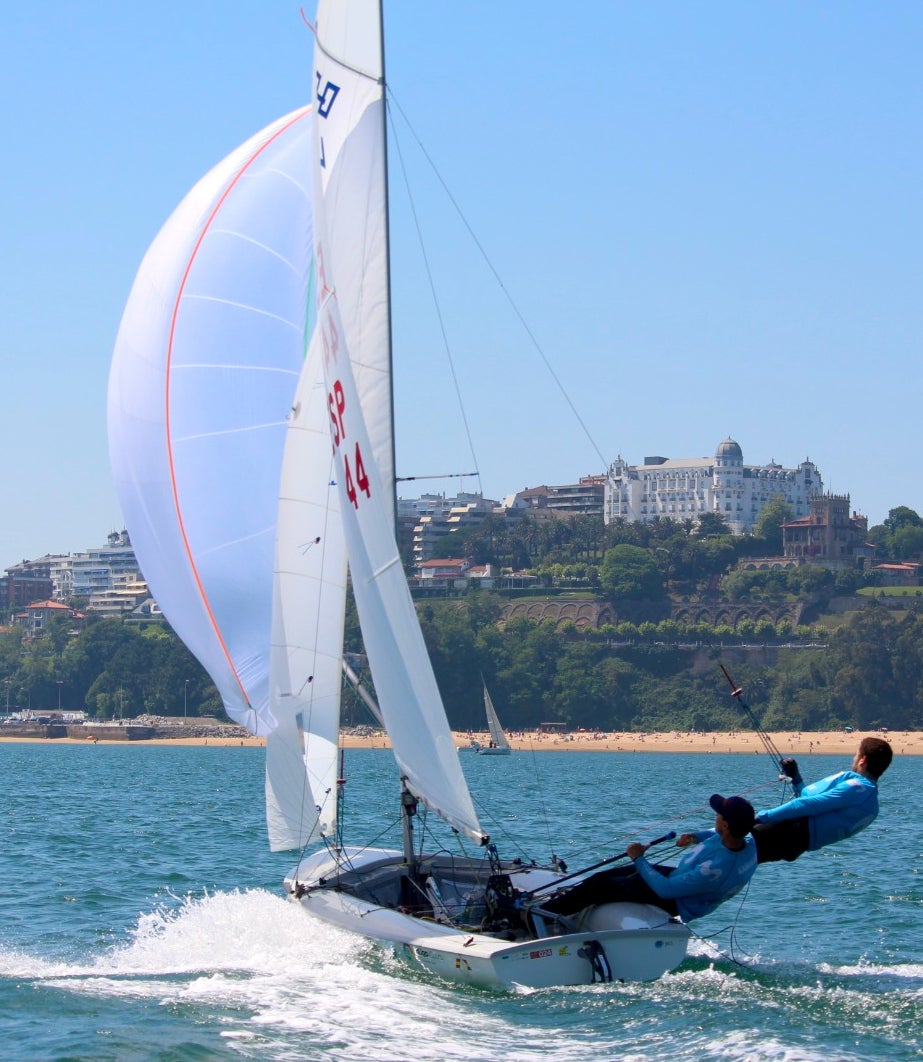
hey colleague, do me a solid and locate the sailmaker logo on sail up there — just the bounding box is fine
[315,76,339,119]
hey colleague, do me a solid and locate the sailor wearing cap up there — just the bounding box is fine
[539,794,758,924]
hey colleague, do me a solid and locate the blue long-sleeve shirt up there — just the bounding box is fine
[632,831,757,922]
[755,770,879,851]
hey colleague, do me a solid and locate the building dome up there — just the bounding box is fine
[716,437,742,460]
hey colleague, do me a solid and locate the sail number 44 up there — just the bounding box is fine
[328,379,371,509]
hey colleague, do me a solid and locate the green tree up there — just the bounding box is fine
[884,506,923,535]
[695,512,731,538]
[418,600,482,729]
[786,564,834,596]
[721,570,763,602]
[891,524,923,560]
[493,618,564,727]
[698,537,737,581]
[872,506,923,559]
[551,647,637,729]
[599,545,663,601]
[753,495,795,554]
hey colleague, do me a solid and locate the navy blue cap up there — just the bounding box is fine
[709,794,756,838]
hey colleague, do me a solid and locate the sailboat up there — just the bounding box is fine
[278,0,690,988]
[473,681,512,756]
[108,0,691,990]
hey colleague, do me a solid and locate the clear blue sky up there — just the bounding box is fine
[3,2,922,568]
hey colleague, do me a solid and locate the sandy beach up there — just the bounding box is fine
[351,728,921,757]
[1,727,916,755]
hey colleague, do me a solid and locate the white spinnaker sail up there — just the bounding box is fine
[314,289,487,844]
[266,325,347,851]
[484,685,512,751]
[108,107,314,736]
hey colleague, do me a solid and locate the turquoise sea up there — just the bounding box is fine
[1,742,920,1061]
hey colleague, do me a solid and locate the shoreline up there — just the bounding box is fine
[0,728,916,755]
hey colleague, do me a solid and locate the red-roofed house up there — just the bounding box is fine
[417,558,471,581]
[13,600,84,639]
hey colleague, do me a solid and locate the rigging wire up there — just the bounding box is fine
[719,664,784,769]
[468,788,538,867]
[539,777,782,872]
[525,733,568,870]
[687,877,760,970]
[385,87,609,476]
[385,98,482,490]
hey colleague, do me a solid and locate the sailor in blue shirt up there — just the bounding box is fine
[539,794,758,923]
[752,736,892,864]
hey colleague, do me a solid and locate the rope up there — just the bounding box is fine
[385,87,609,475]
[687,877,760,970]
[525,733,567,869]
[552,779,782,869]
[300,811,406,879]
[469,790,537,866]
[720,664,784,769]
[385,98,482,490]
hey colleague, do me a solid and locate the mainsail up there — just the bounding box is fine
[311,1,486,844]
[108,107,315,736]
[264,0,391,851]
[312,0,394,524]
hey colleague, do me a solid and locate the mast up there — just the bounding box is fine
[378,0,397,531]
[400,779,418,869]
[376,0,416,868]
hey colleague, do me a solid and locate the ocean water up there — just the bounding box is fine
[1,742,920,1061]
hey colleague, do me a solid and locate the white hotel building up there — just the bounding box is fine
[604,438,822,534]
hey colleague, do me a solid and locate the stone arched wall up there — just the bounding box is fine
[502,600,611,631]
[502,598,805,631]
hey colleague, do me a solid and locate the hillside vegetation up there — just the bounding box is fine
[3,506,921,732]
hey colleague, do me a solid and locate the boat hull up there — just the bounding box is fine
[285,847,690,989]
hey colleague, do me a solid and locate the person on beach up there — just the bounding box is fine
[752,736,892,864]
[534,794,757,925]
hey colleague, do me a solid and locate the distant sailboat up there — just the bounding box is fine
[476,682,512,756]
